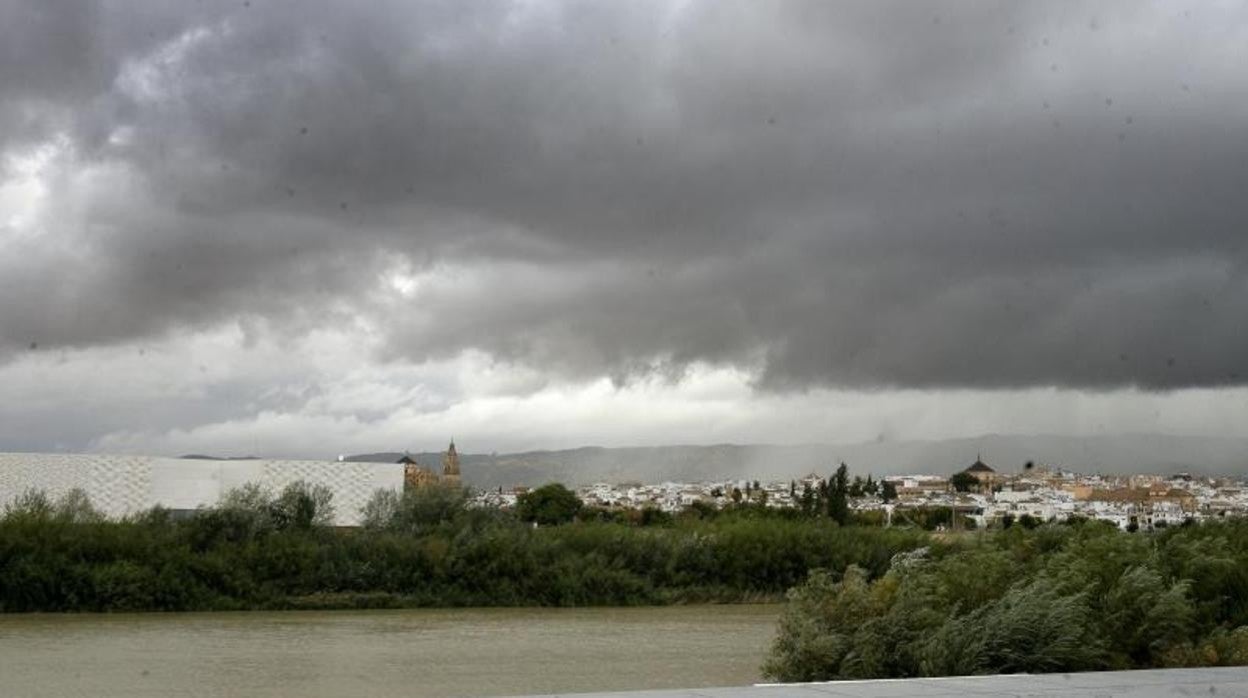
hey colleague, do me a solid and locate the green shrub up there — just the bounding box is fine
[764,520,1248,681]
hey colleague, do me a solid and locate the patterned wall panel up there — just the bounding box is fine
[259,460,398,526]
[0,453,402,525]
[0,453,154,518]
[86,455,154,519]
[0,452,89,507]
[149,458,223,511]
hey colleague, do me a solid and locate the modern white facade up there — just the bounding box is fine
[0,452,403,526]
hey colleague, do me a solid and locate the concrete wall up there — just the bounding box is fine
[0,452,403,526]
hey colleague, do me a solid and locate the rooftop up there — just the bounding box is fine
[965,459,996,474]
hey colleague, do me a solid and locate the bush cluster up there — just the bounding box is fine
[0,484,928,612]
[764,519,1248,680]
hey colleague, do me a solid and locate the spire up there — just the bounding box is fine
[966,454,995,473]
[442,438,461,479]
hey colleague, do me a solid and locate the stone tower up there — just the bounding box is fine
[399,454,438,491]
[441,440,461,485]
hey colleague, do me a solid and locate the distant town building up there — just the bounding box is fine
[442,440,462,485]
[400,441,462,490]
[400,454,440,490]
[961,456,1001,492]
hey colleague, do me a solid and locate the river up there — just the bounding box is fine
[0,605,780,697]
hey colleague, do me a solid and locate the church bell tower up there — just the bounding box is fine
[442,440,461,485]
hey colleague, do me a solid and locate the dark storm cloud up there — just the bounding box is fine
[2,0,1247,389]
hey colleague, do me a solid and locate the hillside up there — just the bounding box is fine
[346,434,1248,488]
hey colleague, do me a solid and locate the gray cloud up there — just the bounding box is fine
[3,0,1248,390]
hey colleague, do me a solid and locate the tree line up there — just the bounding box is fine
[0,482,928,612]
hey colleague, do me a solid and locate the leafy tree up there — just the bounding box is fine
[516,483,583,525]
[919,578,1104,675]
[4,488,54,520]
[53,488,103,523]
[682,500,718,520]
[950,472,979,493]
[828,463,850,525]
[270,480,335,530]
[762,566,879,681]
[194,483,278,545]
[881,481,898,503]
[1101,565,1193,667]
[849,476,865,498]
[391,484,470,532]
[219,482,271,511]
[1018,514,1041,530]
[360,488,401,530]
[1164,627,1248,667]
[800,482,815,514]
[907,506,954,531]
[639,506,673,527]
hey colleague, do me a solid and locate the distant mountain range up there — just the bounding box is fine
[345,434,1248,488]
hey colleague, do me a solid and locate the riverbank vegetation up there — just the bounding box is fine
[9,482,1248,681]
[0,483,928,612]
[764,517,1248,680]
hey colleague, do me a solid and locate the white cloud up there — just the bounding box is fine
[2,323,1238,458]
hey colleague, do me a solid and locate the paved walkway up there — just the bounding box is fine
[511,667,1248,697]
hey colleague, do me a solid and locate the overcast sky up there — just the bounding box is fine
[2,1,1247,458]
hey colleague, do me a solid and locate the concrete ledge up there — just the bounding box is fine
[510,666,1248,697]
